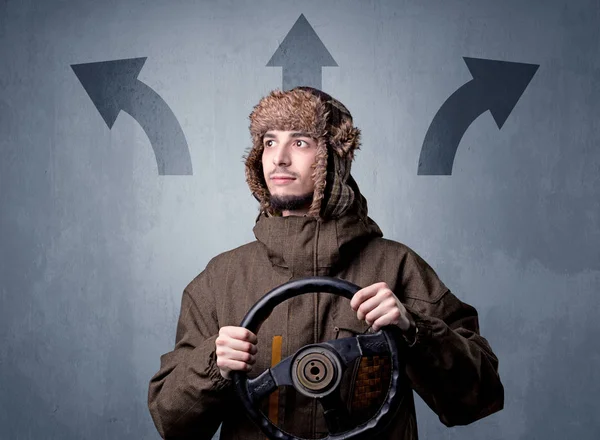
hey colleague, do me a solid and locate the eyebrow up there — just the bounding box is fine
[263,131,312,139]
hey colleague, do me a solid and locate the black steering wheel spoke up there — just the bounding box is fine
[324,331,390,368]
[356,331,391,356]
[322,335,362,367]
[317,388,353,435]
[247,356,294,403]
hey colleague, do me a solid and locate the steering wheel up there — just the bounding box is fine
[231,276,406,440]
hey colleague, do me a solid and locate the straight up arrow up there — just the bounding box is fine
[267,14,338,90]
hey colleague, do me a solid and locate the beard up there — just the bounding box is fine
[269,192,314,212]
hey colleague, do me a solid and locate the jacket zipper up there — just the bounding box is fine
[312,219,321,436]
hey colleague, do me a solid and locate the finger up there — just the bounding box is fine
[221,326,258,344]
[350,284,379,311]
[356,293,383,321]
[215,344,256,364]
[365,303,389,327]
[365,293,401,324]
[371,309,401,331]
[217,358,253,375]
[356,287,396,320]
[224,326,258,344]
[372,304,406,331]
[217,337,257,355]
[218,346,256,364]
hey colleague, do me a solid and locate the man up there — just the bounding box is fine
[148,87,504,439]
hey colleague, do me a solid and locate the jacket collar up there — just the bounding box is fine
[252,184,383,277]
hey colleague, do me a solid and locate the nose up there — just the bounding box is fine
[272,144,291,166]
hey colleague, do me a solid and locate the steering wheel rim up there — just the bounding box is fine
[231,276,406,440]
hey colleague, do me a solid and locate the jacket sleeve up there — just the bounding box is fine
[148,259,234,439]
[397,247,504,427]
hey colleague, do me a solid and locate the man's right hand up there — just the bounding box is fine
[215,326,258,380]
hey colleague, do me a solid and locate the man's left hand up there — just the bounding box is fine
[350,282,412,332]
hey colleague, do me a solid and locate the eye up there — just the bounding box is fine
[264,140,274,148]
[295,140,308,147]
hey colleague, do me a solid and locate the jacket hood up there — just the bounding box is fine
[253,176,383,277]
[244,87,362,219]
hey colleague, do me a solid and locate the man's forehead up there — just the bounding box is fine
[263,130,314,139]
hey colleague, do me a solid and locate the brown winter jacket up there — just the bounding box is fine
[147,186,504,439]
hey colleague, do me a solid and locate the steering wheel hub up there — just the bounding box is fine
[292,347,342,397]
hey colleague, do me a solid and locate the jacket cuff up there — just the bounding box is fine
[195,334,233,391]
[400,312,418,347]
[401,304,437,347]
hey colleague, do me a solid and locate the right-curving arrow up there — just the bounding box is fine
[71,57,192,176]
[267,13,338,91]
[418,57,539,175]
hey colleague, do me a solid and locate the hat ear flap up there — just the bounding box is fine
[329,117,361,160]
[243,134,273,214]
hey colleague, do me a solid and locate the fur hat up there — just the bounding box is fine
[244,86,362,218]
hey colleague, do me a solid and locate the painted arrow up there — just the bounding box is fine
[267,13,338,91]
[418,57,539,175]
[71,57,192,175]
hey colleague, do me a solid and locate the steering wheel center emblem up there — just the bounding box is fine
[292,347,343,397]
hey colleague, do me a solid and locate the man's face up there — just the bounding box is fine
[261,130,318,216]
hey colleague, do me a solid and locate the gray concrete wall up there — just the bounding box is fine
[1,0,598,438]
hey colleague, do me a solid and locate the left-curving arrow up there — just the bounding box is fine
[71,57,192,175]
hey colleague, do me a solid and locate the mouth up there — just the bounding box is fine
[271,176,296,185]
